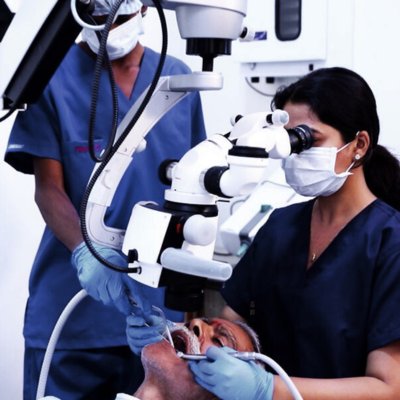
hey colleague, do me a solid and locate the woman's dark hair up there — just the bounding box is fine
[272,67,400,210]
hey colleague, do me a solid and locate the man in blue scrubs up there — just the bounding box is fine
[5,0,206,398]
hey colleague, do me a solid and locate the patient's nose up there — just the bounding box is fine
[189,319,214,350]
[189,319,205,337]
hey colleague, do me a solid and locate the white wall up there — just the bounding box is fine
[352,0,400,154]
[1,1,400,398]
[0,115,43,400]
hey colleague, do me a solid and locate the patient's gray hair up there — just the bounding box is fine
[234,320,262,353]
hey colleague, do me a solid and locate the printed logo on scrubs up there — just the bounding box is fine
[75,143,102,154]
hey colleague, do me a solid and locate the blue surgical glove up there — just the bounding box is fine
[71,242,151,316]
[189,346,274,400]
[126,314,166,355]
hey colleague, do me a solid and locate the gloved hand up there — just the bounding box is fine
[126,314,166,355]
[189,346,274,400]
[71,241,151,316]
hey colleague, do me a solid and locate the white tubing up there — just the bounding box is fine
[252,353,303,400]
[36,290,88,400]
[70,0,105,30]
[179,350,302,400]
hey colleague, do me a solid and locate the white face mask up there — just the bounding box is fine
[82,12,144,60]
[282,142,355,197]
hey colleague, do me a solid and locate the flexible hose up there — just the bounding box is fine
[87,0,122,162]
[36,291,169,399]
[252,352,303,400]
[70,0,105,30]
[178,351,303,400]
[0,107,17,122]
[36,290,88,400]
[79,0,168,273]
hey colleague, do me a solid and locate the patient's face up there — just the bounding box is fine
[179,318,254,353]
[140,318,255,400]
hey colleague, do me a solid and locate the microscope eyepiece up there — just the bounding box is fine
[287,124,314,154]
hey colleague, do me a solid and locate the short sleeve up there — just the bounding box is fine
[5,88,61,174]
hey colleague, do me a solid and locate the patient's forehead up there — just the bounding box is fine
[209,318,254,351]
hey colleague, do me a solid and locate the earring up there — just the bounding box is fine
[354,154,361,160]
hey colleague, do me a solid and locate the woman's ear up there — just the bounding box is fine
[355,130,370,157]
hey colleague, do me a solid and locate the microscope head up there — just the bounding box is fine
[142,0,247,71]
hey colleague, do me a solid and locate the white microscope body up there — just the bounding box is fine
[117,110,313,306]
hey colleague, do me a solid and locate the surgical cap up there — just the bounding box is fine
[93,0,143,16]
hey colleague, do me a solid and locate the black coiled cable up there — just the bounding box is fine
[87,3,120,162]
[79,0,168,273]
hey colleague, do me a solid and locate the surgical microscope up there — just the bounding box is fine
[77,1,314,312]
[1,2,311,399]
[1,0,314,312]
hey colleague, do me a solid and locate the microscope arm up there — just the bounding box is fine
[85,72,223,249]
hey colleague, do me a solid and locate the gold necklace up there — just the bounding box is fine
[310,252,317,263]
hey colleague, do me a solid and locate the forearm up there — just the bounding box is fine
[274,342,400,399]
[274,375,395,400]
[33,157,83,251]
[35,181,83,251]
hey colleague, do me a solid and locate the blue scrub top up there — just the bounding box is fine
[5,44,207,349]
[222,199,400,378]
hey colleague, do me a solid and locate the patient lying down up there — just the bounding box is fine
[125,318,261,400]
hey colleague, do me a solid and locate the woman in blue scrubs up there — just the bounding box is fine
[190,67,400,399]
[5,1,206,399]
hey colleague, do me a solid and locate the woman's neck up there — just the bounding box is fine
[315,168,376,225]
